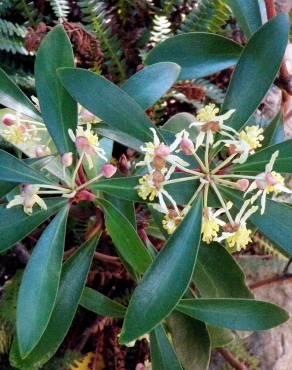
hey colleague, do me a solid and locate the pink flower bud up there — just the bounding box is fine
[35,146,45,157]
[61,152,73,167]
[135,364,145,370]
[265,172,278,186]
[102,164,117,178]
[75,136,96,155]
[155,144,171,158]
[180,137,195,155]
[236,179,250,192]
[81,110,95,122]
[2,113,16,126]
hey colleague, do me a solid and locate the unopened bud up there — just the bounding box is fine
[61,152,73,168]
[102,164,117,178]
[236,179,250,192]
[2,113,16,126]
[81,110,95,122]
[265,172,278,186]
[155,144,170,158]
[35,146,51,157]
[180,137,194,155]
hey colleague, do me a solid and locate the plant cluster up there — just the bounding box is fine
[0,1,291,370]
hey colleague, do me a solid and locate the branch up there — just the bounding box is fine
[218,348,248,370]
[250,273,292,290]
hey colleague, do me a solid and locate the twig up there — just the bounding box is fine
[250,273,292,290]
[218,348,248,370]
[94,252,121,266]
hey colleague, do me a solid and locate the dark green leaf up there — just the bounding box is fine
[162,113,198,140]
[98,198,152,275]
[168,312,210,370]
[232,140,292,174]
[178,298,289,331]
[261,110,285,148]
[0,198,68,253]
[150,325,183,370]
[227,0,263,38]
[10,234,98,369]
[0,149,56,185]
[58,68,158,143]
[194,243,253,298]
[222,14,289,131]
[104,195,136,228]
[0,67,41,121]
[17,206,69,357]
[119,196,203,344]
[220,187,292,256]
[122,62,180,110]
[80,287,126,318]
[145,33,242,80]
[35,25,77,154]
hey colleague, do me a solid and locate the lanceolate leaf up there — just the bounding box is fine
[168,312,210,370]
[17,206,69,358]
[261,110,285,148]
[232,140,292,174]
[220,187,292,256]
[122,62,181,110]
[178,298,289,331]
[35,25,77,154]
[10,235,98,369]
[227,0,263,38]
[0,149,56,185]
[98,199,152,275]
[0,198,68,253]
[222,14,289,132]
[58,68,158,143]
[119,196,203,344]
[0,67,41,121]
[80,287,126,318]
[150,325,183,370]
[194,243,253,298]
[145,33,242,80]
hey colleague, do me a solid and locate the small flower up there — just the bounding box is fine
[6,185,47,215]
[61,152,73,167]
[68,123,107,169]
[102,164,117,178]
[136,128,189,171]
[216,199,258,251]
[245,151,292,214]
[137,173,159,201]
[189,103,236,149]
[202,205,230,244]
[180,130,195,155]
[239,125,264,150]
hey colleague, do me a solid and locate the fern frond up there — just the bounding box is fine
[0,19,28,54]
[253,232,286,259]
[179,0,231,34]
[50,0,70,20]
[150,15,172,46]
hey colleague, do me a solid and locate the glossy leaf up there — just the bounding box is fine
[10,235,98,369]
[35,25,77,154]
[227,0,263,38]
[194,243,253,298]
[168,312,210,370]
[150,325,182,370]
[0,149,56,185]
[98,198,152,275]
[162,112,198,139]
[145,33,242,80]
[17,206,69,357]
[0,198,68,253]
[232,140,292,174]
[178,298,289,331]
[122,62,180,110]
[119,196,203,344]
[222,14,289,132]
[0,67,41,121]
[261,111,285,148]
[58,68,158,143]
[220,187,292,256]
[105,195,136,228]
[80,287,126,318]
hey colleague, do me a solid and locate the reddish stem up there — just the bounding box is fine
[218,348,248,370]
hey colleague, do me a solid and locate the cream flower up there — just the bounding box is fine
[162,214,178,235]
[136,128,189,171]
[216,125,264,164]
[216,199,258,251]
[7,185,47,215]
[68,123,107,169]
[189,103,236,150]
[202,205,231,244]
[245,151,292,214]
